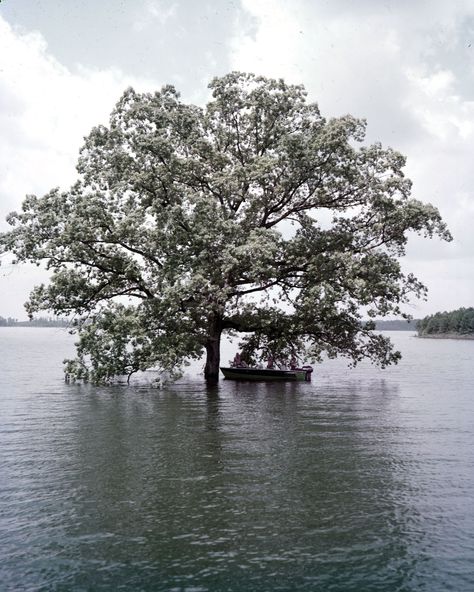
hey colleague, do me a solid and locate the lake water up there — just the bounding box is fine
[1,328,473,591]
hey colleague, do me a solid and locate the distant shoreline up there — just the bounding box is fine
[0,324,69,328]
[0,321,69,328]
[417,333,474,340]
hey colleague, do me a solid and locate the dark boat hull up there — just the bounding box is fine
[220,367,312,381]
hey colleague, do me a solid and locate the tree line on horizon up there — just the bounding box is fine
[417,307,474,336]
[0,316,69,327]
[0,314,418,331]
[374,319,420,331]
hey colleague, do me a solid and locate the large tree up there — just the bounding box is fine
[1,72,451,383]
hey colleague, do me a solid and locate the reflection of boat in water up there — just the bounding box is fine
[220,366,313,382]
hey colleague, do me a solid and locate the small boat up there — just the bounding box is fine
[220,366,313,382]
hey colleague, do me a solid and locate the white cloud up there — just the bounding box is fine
[132,0,178,32]
[405,66,474,141]
[0,17,158,215]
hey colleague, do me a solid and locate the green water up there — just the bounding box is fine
[1,329,473,590]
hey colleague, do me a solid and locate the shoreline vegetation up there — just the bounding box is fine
[417,333,474,340]
[374,320,419,331]
[0,316,69,328]
[417,307,474,340]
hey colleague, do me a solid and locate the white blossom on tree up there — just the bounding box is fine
[1,72,451,382]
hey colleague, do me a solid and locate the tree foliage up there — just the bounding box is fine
[0,72,451,382]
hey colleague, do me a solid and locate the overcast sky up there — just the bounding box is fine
[1,0,473,319]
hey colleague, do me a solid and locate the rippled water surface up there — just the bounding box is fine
[1,328,473,591]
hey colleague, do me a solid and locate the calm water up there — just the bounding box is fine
[1,329,473,591]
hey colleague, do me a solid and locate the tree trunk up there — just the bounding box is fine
[204,315,222,383]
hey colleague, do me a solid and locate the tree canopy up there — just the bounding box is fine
[0,72,451,382]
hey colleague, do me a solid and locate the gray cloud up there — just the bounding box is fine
[0,0,256,99]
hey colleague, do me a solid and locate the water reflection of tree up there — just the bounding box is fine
[59,378,431,590]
